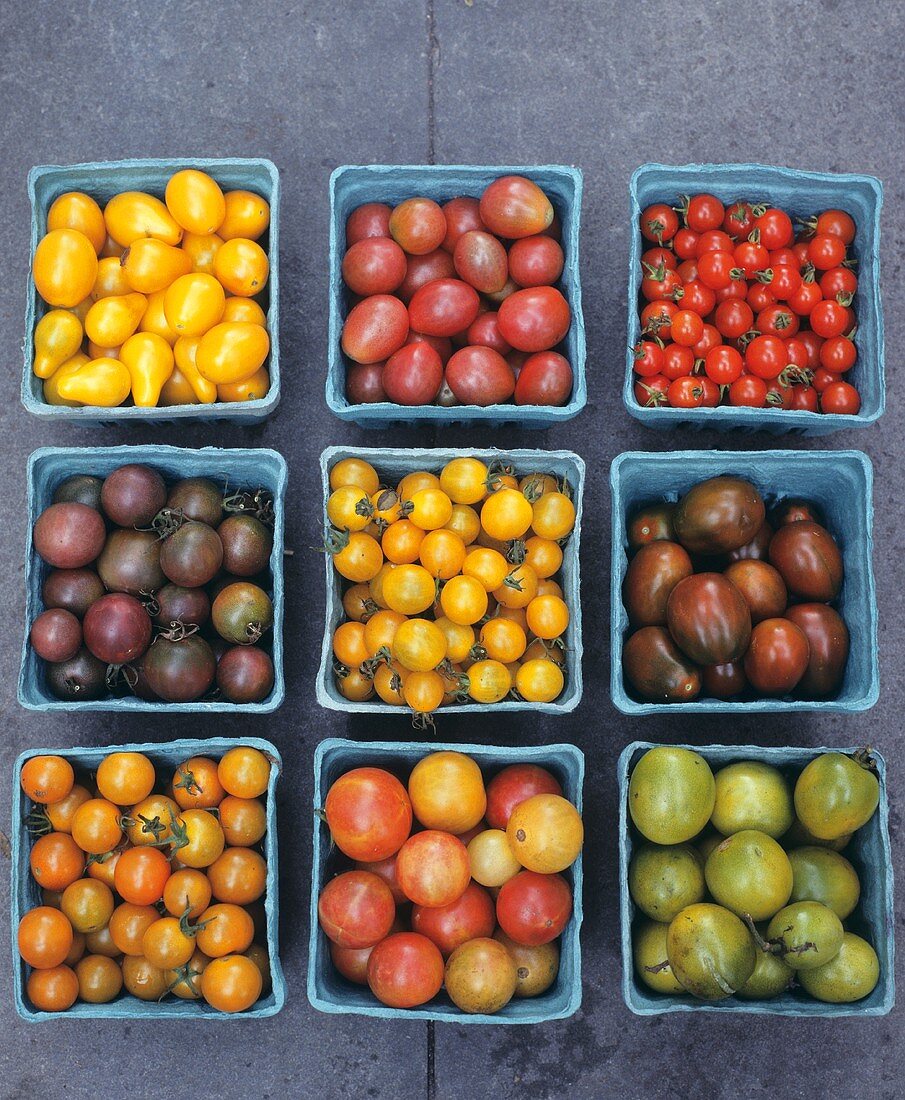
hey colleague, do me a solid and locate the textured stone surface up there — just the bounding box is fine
[0,1,902,1098]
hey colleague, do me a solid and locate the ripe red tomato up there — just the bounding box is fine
[341,295,409,364]
[797,330,824,369]
[723,201,754,237]
[695,229,734,256]
[697,250,737,290]
[733,240,769,279]
[714,299,753,339]
[496,871,572,946]
[633,341,664,377]
[789,383,819,412]
[641,265,682,303]
[324,767,413,862]
[453,231,509,294]
[808,234,847,271]
[821,380,861,414]
[661,344,694,380]
[673,227,699,259]
[412,881,495,957]
[744,618,810,695]
[698,376,720,406]
[787,279,822,316]
[445,346,515,406]
[729,374,768,407]
[397,249,456,303]
[342,238,407,296]
[382,342,443,405]
[745,334,787,379]
[704,345,743,385]
[346,362,387,404]
[406,330,453,364]
[508,235,564,286]
[318,870,396,949]
[466,311,511,356]
[684,193,725,233]
[670,310,704,347]
[756,305,799,339]
[481,176,554,239]
[441,197,485,252]
[768,263,802,300]
[679,281,715,317]
[667,376,704,408]
[353,854,407,905]
[389,197,447,255]
[367,932,444,1008]
[346,203,391,245]
[715,279,748,302]
[634,374,669,407]
[753,208,793,249]
[819,336,857,374]
[811,366,837,393]
[497,286,570,352]
[514,351,573,406]
[676,258,698,283]
[784,337,809,369]
[639,203,678,244]
[810,299,850,338]
[693,323,721,357]
[815,209,856,244]
[396,831,470,908]
[819,266,858,300]
[485,764,562,830]
[769,247,799,268]
[640,300,677,339]
[642,246,678,271]
[408,278,480,337]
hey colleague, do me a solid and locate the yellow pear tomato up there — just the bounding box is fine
[33,310,83,379]
[85,293,147,347]
[181,232,223,275]
[174,337,217,403]
[219,191,270,241]
[120,333,175,407]
[195,322,269,384]
[165,170,226,235]
[213,238,269,297]
[140,290,178,345]
[43,352,89,406]
[222,296,266,325]
[159,364,200,406]
[91,256,132,300]
[217,367,270,403]
[33,229,99,307]
[88,341,121,359]
[47,192,106,254]
[104,191,182,247]
[163,273,225,337]
[100,234,124,258]
[56,357,131,407]
[122,238,192,294]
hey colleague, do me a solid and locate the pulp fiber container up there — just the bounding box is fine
[24,157,280,423]
[609,450,877,714]
[618,741,894,1017]
[19,445,286,712]
[12,736,284,1020]
[317,446,584,714]
[327,164,585,428]
[308,737,584,1023]
[625,163,884,434]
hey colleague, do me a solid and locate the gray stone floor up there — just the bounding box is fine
[0,1,902,1097]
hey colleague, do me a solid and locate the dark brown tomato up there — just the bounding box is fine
[453,231,508,294]
[441,197,485,252]
[784,604,850,698]
[341,295,409,363]
[53,475,104,511]
[666,573,752,665]
[167,478,224,527]
[507,235,564,287]
[514,351,573,406]
[723,560,788,624]
[212,582,273,645]
[466,311,511,356]
[45,648,106,701]
[42,568,105,618]
[97,529,166,596]
[388,197,447,255]
[341,237,407,296]
[397,250,456,303]
[743,618,810,695]
[142,635,217,702]
[725,521,774,563]
[445,346,515,406]
[771,498,824,528]
[408,278,480,338]
[768,522,843,601]
[623,626,702,703]
[30,609,82,662]
[623,541,693,627]
[479,176,554,239]
[82,593,152,665]
[435,378,458,407]
[673,477,766,555]
[702,661,748,699]
[405,330,454,365]
[497,287,571,352]
[346,203,392,245]
[154,584,211,627]
[382,342,443,405]
[346,362,387,404]
[216,645,275,703]
[160,521,224,588]
[218,515,273,576]
[101,465,167,527]
[628,504,676,550]
[34,503,107,569]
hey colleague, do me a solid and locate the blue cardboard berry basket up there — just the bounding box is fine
[624,163,884,434]
[326,164,586,428]
[618,742,895,1017]
[610,450,878,715]
[12,736,285,1021]
[316,446,584,714]
[19,445,286,712]
[308,737,584,1023]
[23,157,281,423]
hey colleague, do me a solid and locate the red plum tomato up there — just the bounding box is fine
[445,346,515,406]
[341,295,409,363]
[497,286,570,352]
[441,197,485,252]
[514,351,572,405]
[389,197,447,255]
[342,237,407,296]
[346,203,391,245]
[507,235,564,286]
[408,278,480,337]
[453,231,508,294]
[382,342,443,405]
[346,362,388,404]
[480,176,554,239]
[397,249,456,303]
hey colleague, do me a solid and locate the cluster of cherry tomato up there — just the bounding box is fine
[17,746,274,1014]
[30,463,276,704]
[622,476,849,703]
[340,175,574,408]
[318,751,582,1014]
[634,194,862,414]
[326,456,576,716]
[32,169,272,408]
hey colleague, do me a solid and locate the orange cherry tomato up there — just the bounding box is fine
[18,907,73,969]
[200,954,262,1012]
[29,833,85,892]
[163,868,213,919]
[207,847,267,905]
[171,756,225,809]
[21,755,74,803]
[218,796,267,847]
[195,903,255,958]
[114,846,171,905]
[96,751,155,806]
[71,798,124,855]
[218,746,271,798]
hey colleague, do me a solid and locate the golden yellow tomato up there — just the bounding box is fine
[195,322,269,384]
[120,333,175,407]
[332,621,369,668]
[181,232,223,275]
[91,256,132,300]
[213,238,269,297]
[467,659,512,703]
[523,536,563,579]
[468,829,521,887]
[418,529,466,580]
[33,229,99,307]
[374,660,409,705]
[392,618,447,672]
[164,274,226,337]
[481,488,533,541]
[165,170,226,235]
[479,617,527,664]
[330,458,380,495]
[217,368,269,403]
[381,519,425,564]
[85,293,147,347]
[367,562,395,608]
[408,751,486,833]
[383,564,436,615]
[221,296,266,326]
[439,458,489,505]
[173,337,217,403]
[515,658,564,703]
[433,616,474,664]
[397,471,440,499]
[219,190,270,241]
[327,486,373,532]
[408,488,453,531]
[337,668,374,702]
[104,191,182,247]
[445,504,481,546]
[332,532,383,583]
[140,290,178,345]
[403,670,445,715]
[33,310,83,379]
[56,357,131,407]
[526,595,570,640]
[47,192,106,254]
[493,564,539,610]
[122,237,192,294]
[507,794,583,873]
[440,575,488,626]
[462,547,510,592]
[363,609,406,657]
[159,365,200,406]
[531,492,576,540]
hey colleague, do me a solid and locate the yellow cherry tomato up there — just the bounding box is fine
[222,296,266,325]
[332,621,369,668]
[140,290,178,344]
[419,529,466,579]
[462,547,510,592]
[219,190,270,241]
[398,471,440,499]
[479,617,527,663]
[173,337,217,403]
[439,458,489,505]
[47,192,106,254]
[392,618,447,672]
[408,488,453,531]
[523,637,567,667]
[43,352,88,406]
[121,237,192,294]
[84,293,147,347]
[330,458,380,495]
[56,357,131,408]
[515,658,564,703]
[119,332,175,407]
[196,322,268,384]
[493,564,539,610]
[531,492,576,540]
[332,532,383,583]
[434,617,475,664]
[520,473,560,497]
[164,273,225,337]
[159,364,200,406]
[368,562,395,609]
[91,256,132,300]
[403,670,445,715]
[373,660,409,705]
[481,488,533,541]
[507,794,583,873]
[217,367,270,403]
[467,659,512,703]
[33,310,83,379]
[213,238,269,297]
[342,585,373,624]
[382,519,425,564]
[445,504,481,546]
[523,536,563,579]
[468,829,522,888]
[337,668,374,702]
[440,574,488,626]
[104,191,183,247]
[526,595,570,640]
[537,578,564,598]
[327,486,373,532]
[33,229,99,307]
[383,563,436,615]
[494,604,529,631]
[370,489,403,525]
[165,170,226,234]
[363,609,406,657]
